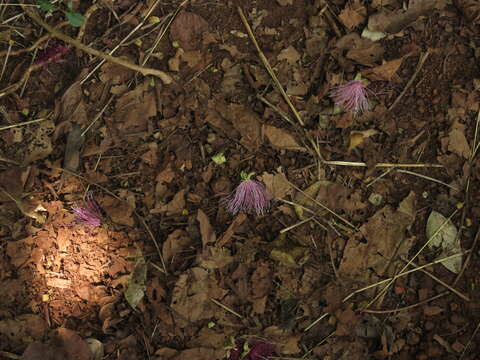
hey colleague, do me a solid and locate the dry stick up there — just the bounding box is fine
[343,251,469,302]
[141,0,188,66]
[283,180,357,231]
[210,298,243,319]
[363,292,447,314]
[388,50,430,111]
[396,169,460,192]
[0,117,46,131]
[238,6,304,126]
[460,320,480,359]
[0,22,68,57]
[363,208,459,310]
[404,259,470,302]
[56,166,168,274]
[22,6,173,84]
[81,0,164,84]
[0,155,19,165]
[76,3,100,42]
[323,160,443,168]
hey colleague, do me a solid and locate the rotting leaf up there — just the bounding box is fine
[125,247,147,309]
[368,0,441,34]
[264,125,306,152]
[293,181,325,219]
[339,192,416,284]
[348,129,378,151]
[169,11,209,51]
[361,57,406,82]
[260,172,292,200]
[339,0,367,30]
[426,211,462,273]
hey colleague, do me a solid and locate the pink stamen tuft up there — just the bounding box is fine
[225,179,270,216]
[72,193,102,227]
[330,80,369,113]
[35,44,70,66]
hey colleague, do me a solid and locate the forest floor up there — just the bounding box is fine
[1,0,480,359]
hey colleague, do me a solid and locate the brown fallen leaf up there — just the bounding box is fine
[368,0,442,34]
[338,192,416,284]
[99,195,135,226]
[217,213,247,247]
[446,119,471,159]
[361,57,404,82]
[170,11,209,51]
[348,129,379,151]
[114,80,156,134]
[260,172,292,200]
[339,0,367,30]
[336,33,384,66]
[277,46,301,65]
[264,125,306,151]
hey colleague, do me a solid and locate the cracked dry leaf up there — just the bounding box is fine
[22,119,55,164]
[171,267,228,323]
[260,172,292,200]
[170,11,209,51]
[447,120,471,159]
[338,192,416,284]
[361,57,406,82]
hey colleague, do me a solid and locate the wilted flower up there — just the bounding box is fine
[228,339,277,360]
[35,43,70,66]
[330,80,369,113]
[225,172,270,216]
[72,193,102,227]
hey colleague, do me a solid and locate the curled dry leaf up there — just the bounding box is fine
[339,0,367,30]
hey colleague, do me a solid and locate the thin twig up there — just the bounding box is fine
[343,251,468,302]
[22,6,173,84]
[238,7,304,126]
[396,169,460,192]
[323,160,443,168]
[363,208,459,309]
[388,50,430,111]
[404,259,470,302]
[0,117,47,131]
[210,298,243,319]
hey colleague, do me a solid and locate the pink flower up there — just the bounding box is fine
[72,193,102,227]
[225,172,270,215]
[228,339,277,360]
[35,43,70,66]
[330,80,369,113]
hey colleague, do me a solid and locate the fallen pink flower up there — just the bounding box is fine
[228,339,277,360]
[330,80,369,113]
[35,43,70,66]
[72,193,102,227]
[225,172,270,216]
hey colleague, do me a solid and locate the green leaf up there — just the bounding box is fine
[64,11,85,27]
[37,0,55,11]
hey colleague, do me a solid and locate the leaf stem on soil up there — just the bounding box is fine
[0,117,47,131]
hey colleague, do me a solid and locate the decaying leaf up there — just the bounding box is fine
[361,57,405,82]
[426,211,462,273]
[170,11,209,51]
[339,1,367,30]
[125,247,147,309]
[277,46,301,65]
[63,123,85,171]
[348,129,379,151]
[339,192,416,284]
[264,125,306,151]
[336,33,384,66]
[260,172,292,200]
[368,0,442,34]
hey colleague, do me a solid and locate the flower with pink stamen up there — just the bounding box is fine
[35,43,70,66]
[225,172,270,216]
[72,193,102,227]
[228,339,277,360]
[330,80,369,113]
